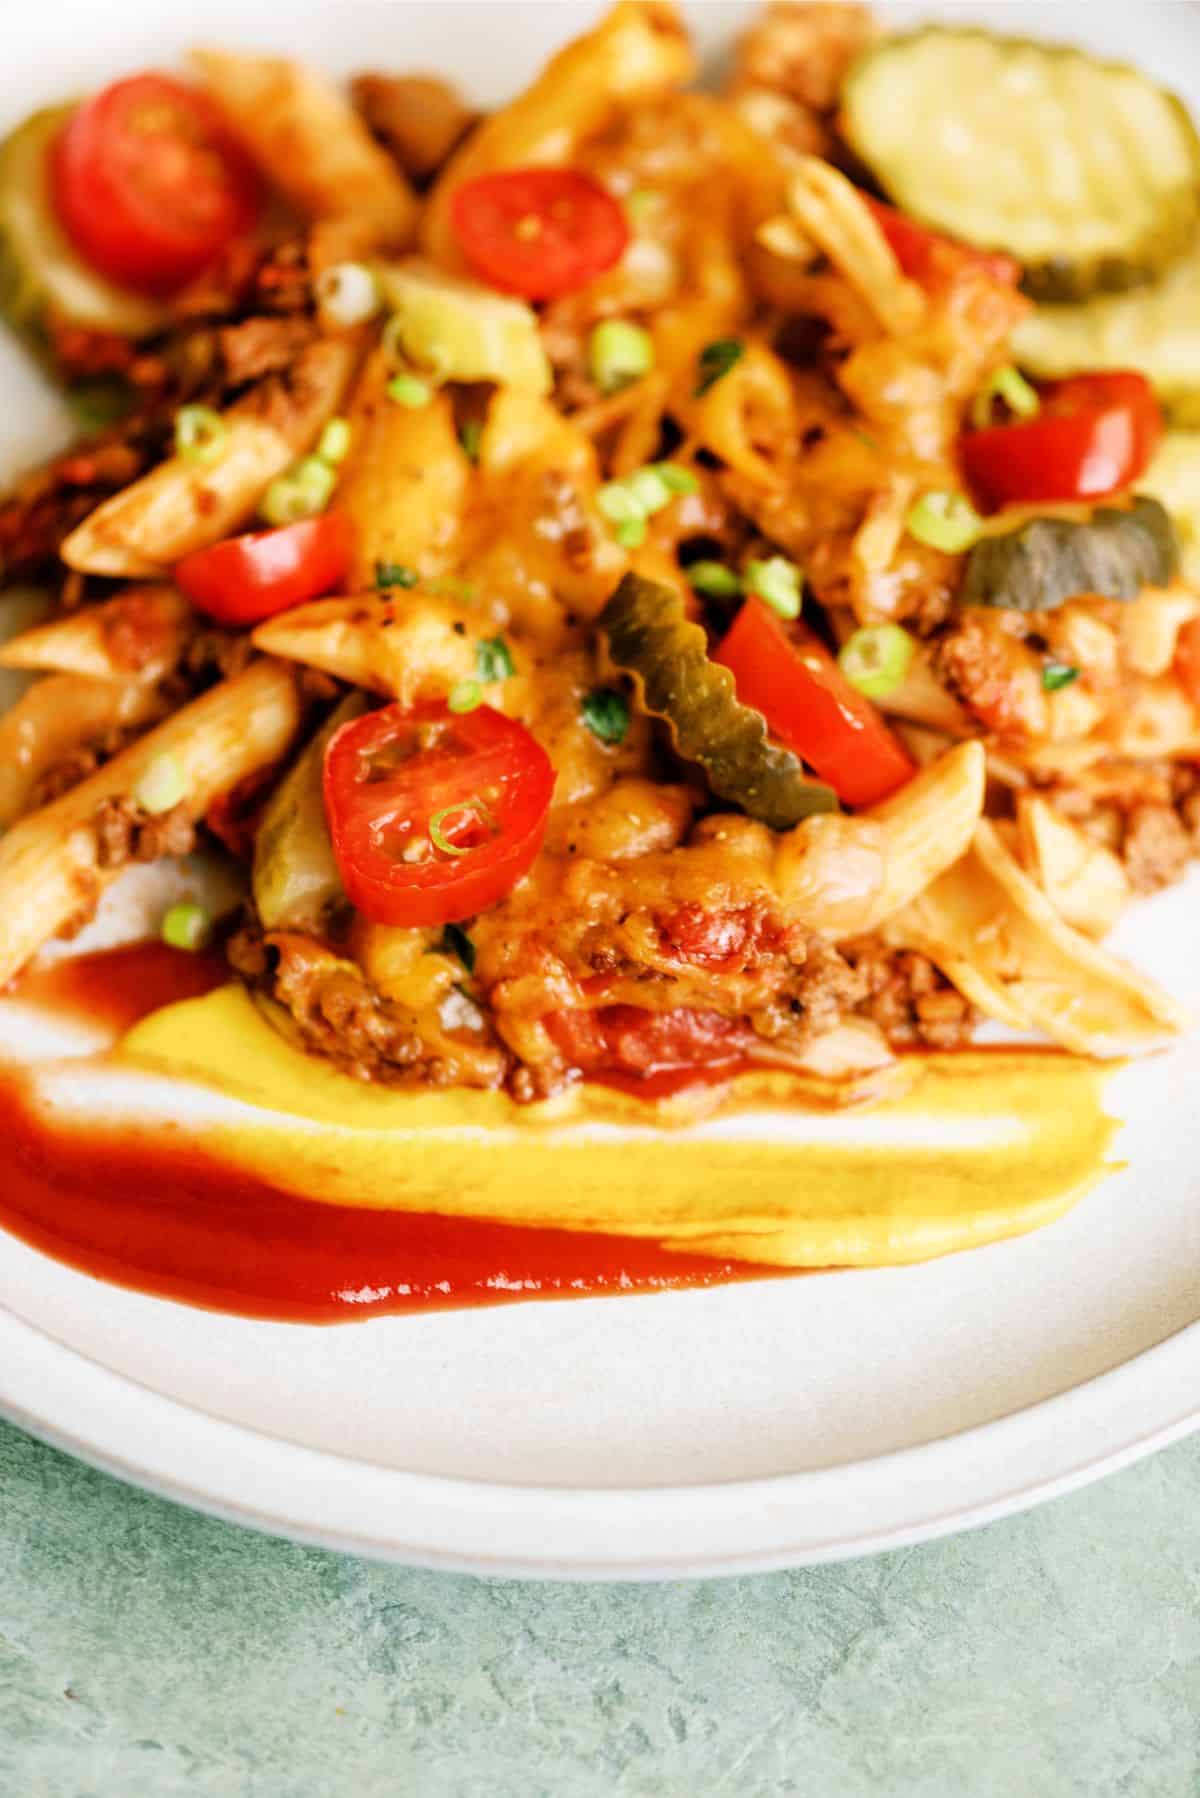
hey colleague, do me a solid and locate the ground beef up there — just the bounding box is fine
[92,798,196,869]
[217,314,317,387]
[1121,803,1193,895]
[844,940,976,1050]
[30,727,133,809]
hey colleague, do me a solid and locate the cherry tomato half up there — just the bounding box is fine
[450,167,629,300]
[713,598,914,809]
[866,197,1020,290]
[323,701,554,928]
[52,73,260,295]
[961,370,1162,508]
[175,514,353,627]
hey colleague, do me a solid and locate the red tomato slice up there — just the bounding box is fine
[961,370,1162,508]
[175,514,352,627]
[1175,617,1200,711]
[543,1005,742,1077]
[323,702,554,928]
[866,197,1019,289]
[450,167,629,300]
[52,74,260,295]
[713,598,914,809]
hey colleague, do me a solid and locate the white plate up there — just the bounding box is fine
[2,0,1200,1579]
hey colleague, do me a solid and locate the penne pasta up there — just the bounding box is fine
[253,590,493,703]
[0,659,301,987]
[422,0,695,267]
[0,673,169,830]
[889,820,1187,1056]
[0,586,192,682]
[1015,794,1131,939]
[192,49,417,247]
[60,339,359,578]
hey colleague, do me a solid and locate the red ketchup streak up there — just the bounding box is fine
[1,945,765,1324]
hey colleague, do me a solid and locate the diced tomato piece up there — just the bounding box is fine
[175,514,352,627]
[962,371,1162,508]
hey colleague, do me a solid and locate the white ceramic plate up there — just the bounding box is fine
[2,0,1200,1580]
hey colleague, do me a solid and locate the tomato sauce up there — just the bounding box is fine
[1,944,761,1323]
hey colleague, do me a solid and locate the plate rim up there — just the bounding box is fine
[3,1300,1198,1577]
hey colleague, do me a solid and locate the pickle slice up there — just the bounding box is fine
[842,28,1200,302]
[960,495,1178,613]
[600,574,836,828]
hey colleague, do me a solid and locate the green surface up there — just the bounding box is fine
[3,1421,1200,1795]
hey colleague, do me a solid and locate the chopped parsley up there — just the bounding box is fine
[694,337,744,397]
[374,561,418,589]
[459,419,483,464]
[437,923,476,973]
[581,686,630,745]
[1041,661,1079,692]
[476,635,515,683]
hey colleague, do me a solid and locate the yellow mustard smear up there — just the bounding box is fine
[119,984,1124,1269]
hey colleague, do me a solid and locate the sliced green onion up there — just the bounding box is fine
[695,337,744,397]
[174,404,227,466]
[614,516,647,550]
[838,624,915,699]
[448,678,482,713]
[972,364,1041,431]
[375,561,418,589]
[315,261,380,327]
[438,922,476,973]
[430,800,482,858]
[597,480,645,524]
[133,752,186,816]
[161,901,212,953]
[1042,661,1079,692]
[651,462,699,496]
[687,560,742,600]
[625,466,674,516]
[906,490,982,554]
[459,419,483,464]
[745,555,803,620]
[387,372,432,408]
[588,319,654,394]
[260,456,337,526]
[581,687,630,744]
[626,188,659,226]
[316,417,351,465]
[476,636,515,682]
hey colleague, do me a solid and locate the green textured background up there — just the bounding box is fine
[4,1420,1200,1795]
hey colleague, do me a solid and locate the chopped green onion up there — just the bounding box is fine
[430,800,482,858]
[626,188,659,225]
[174,404,227,466]
[387,372,432,408]
[687,560,742,600]
[614,516,647,550]
[745,555,803,620]
[133,752,186,816]
[161,901,212,953]
[906,490,982,554]
[459,419,483,464]
[261,456,337,526]
[315,261,380,327]
[581,687,630,744]
[625,466,674,515]
[972,364,1041,431]
[448,678,483,713]
[316,417,351,464]
[597,481,645,526]
[588,318,654,394]
[375,561,418,589]
[695,337,744,397]
[838,624,915,699]
[438,923,476,973]
[651,463,699,496]
[428,576,479,603]
[476,636,515,683]
[1042,661,1079,692]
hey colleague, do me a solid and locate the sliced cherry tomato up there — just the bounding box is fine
[52,74,260,295]
[713,598,914,809]
[543,1005,742,1077]
[450,167,629,300]
[175,514,352,627]
[1175,617,1200,711]
[866,197,1019,289]
[323,701,554,928]
[961,370,1162,508]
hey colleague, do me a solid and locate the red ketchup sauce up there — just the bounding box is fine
[2,945,766,1323]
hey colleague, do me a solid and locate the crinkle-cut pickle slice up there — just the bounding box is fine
[599,573,836,828]
[961,494,1178,613]
[842,27,1200,302]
